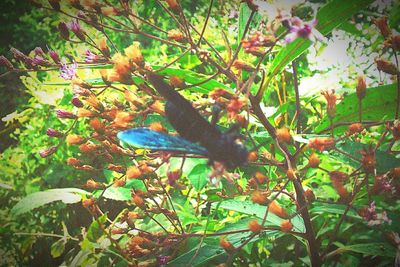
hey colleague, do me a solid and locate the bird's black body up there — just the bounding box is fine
[146,73,248,169]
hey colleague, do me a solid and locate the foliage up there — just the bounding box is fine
[0,0,399,266]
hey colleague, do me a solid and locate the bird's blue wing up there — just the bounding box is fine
[117,128,209,156]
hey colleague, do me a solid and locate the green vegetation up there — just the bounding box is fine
[0,0,399,266]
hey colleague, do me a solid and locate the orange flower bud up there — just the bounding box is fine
[276,127,291,143]
[247,151,258,162]
[76,164,95,171]
[72,78,92,89]
[133,194,145,208]
[110,53,133,84]
[209,88,232,101]
[89,118,105,132]
[356,75,367,99]
[77,108,97,118]
[235,114,248,128]
[124,42,143,64]
[219,237,235,252]
[227,97,245,118]
[113,111,133,128]
[248,220,262,233]
[150,100,165,115]
[247,178,258,189]
[308,137,335,152]
[79,142,99,153]
[347,123,363,136]
[114,179,126,187]
[85,95,104,111]
[165,0,180,13]
[80,0,96,9]
[232,60,256,71]
[111,228,125,234]
[67,157,82,166]
[373,16,391,39]
[101,6,119,16]
[375,58,398,75]
[167,29,185,42]
[82,197,95,208]
[269,200,288,219]
[127,166,142,179]
[124,89,141,105]
[251,190,269,205]
[169,75,185,88]
[108,164,126,173]
[392,35,400,51]
[330,171,350,202]
[286,169,296,180]
[280,220,293,232]
[307,153,320,168]
[321,89,338,118]
[360,148,376,173]
[304,189,315,203]
[66,134,86,145]
[254,172,267,184]
[148,122,165,132]
[98,37,110,57]
[85,179,103,189]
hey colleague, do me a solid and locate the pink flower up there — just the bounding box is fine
[359,202,392,226]
[46,128,63,137]
[284,17,325,43]
[71,96,84,108]
[39,146,58,158]
[55,109,77,119]
[32,55,50,66]
[85,50,100,63]
[60,61,77,80]
[48,48,60,64]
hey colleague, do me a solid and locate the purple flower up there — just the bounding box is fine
[10,47,27,61]
[34,47,45,56]
[0,55,14,70]
[68,19,86,40]
[46,128,63,137]
[56,109,77,119]
[32,55,50,66]
[85,50,99,63]
[360,201,392,226]
[72,85,91,96]
[284,17,325,43]
[60,61,77,80]
[71,96,84,107]
[39,146,58,158]
[48,48,60,64]
[158,255,169,265]
[58,22,70,40]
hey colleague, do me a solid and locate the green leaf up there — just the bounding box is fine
[332,243,396,258]
[188,164,210,191]
[316,83,397,133]
[87,214,107,242]
[334,140,400,173]
[311,203,360,219]
[215,200,305,233]
[169,218,277,266]
[100,179,145,201]
[11,188,90,216]
[153,67,231,93]
[50,239,65,258]
[238,3,252,44]
[264,0,374,98]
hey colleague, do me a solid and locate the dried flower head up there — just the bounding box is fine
[375,58,398,75]
[321,89,338,118]
[308,137,335,152]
